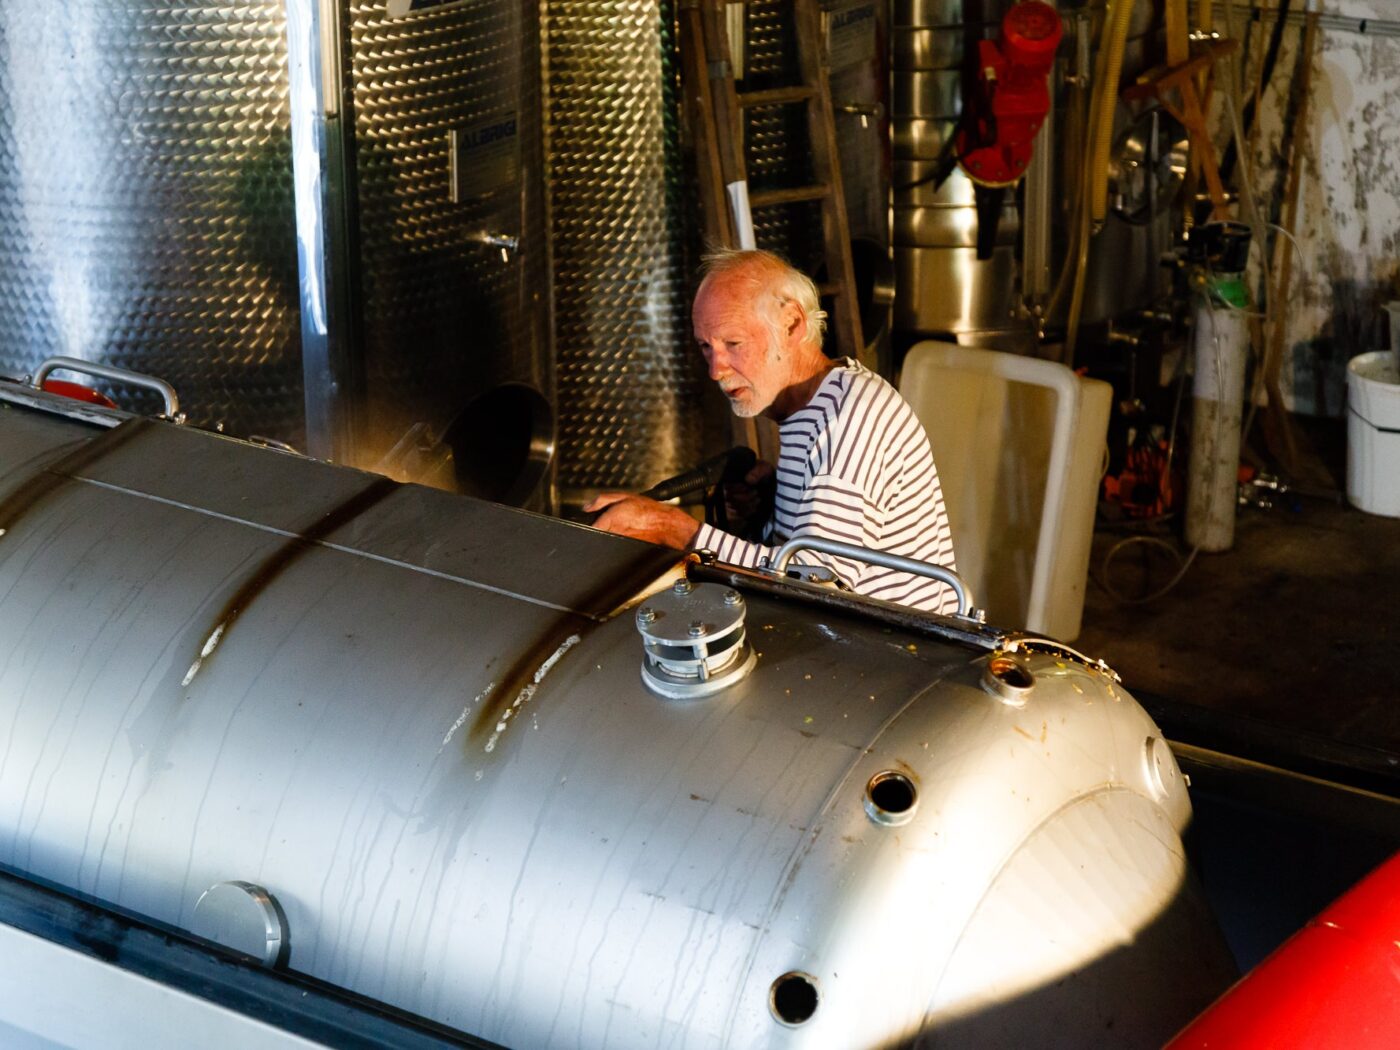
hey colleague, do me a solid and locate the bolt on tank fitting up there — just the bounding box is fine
[635,581,756,700]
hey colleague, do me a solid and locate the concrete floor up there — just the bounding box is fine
[1075,416,1400,772]
[1070,414,1400,973]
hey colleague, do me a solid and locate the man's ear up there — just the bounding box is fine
[782,300,805,343]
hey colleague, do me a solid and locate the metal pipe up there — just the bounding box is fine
[1022,119,1053,305]
[286,0,363,462]
[688,559,1004,651]
[767,535,976,618]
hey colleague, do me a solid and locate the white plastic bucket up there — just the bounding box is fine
[1387,301,1400,370]
[1347,351,1400,517]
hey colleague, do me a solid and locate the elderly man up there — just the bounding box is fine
[586,248,957,613]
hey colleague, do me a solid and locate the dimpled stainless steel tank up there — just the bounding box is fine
[0,2,302,438]
[0,377,1234,1048]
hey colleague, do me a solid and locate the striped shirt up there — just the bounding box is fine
[692,359,958,613]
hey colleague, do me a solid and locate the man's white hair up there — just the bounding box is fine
[698,247,828,351]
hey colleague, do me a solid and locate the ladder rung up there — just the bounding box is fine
[735,85,817,108]
[749,184,831,208]
[682,0,866,366]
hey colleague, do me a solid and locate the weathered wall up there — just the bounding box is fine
[1233,2,1400,415]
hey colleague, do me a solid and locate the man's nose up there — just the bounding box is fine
[704,344,729,379]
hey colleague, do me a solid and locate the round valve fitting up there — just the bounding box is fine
[636,581,756,699]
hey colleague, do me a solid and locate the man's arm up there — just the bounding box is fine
[585,493,701,550]
[585,457,773,552]
[691,471,872,584]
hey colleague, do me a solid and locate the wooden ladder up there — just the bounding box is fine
[680,0,868,367]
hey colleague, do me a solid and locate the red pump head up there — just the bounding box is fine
[1002,0,1063,70]
[956,1,1063,188]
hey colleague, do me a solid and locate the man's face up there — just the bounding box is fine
[693,277,784,418]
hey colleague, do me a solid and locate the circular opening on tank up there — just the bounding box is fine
[982,654,1035,705]
[1143,735,1178,800]
[769,971,819,1026]
[864,770,918,826]
[442,383,554,507]
[988,655,1034,690]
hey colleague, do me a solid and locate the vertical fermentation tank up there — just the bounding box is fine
[0,0,554,506]
[892,0,1024,340]
[546,0,714,497]
[334,0,553,504]
[0,3,304,440]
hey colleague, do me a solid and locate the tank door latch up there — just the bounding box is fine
[635,580,756,700]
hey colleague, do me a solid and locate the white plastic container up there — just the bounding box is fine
[899,341,1112,640]
[1347,350,1400,517]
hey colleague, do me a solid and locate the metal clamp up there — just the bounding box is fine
[636,580,757,699]
[32,357,181,420]
[766,536,978,620]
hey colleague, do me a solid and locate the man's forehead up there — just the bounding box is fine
[694,317,759,347]
[694,286,760,330]
[697,266,765,305]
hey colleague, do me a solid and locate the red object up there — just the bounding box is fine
[1167,850,1400,1049]
[41,378,118,408]
[956,2,1063,187]
[1103,438,1178,518]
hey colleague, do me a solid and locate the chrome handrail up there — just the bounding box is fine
[32,357,181,420]
[767,535,978,620]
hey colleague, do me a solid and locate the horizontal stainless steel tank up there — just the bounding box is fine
[0,374,1233,1047]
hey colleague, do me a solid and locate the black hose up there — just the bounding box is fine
[1218,0,1291,187]
[641,446,755,503]
[581,447,758,527]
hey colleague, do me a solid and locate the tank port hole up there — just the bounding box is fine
[864,770,918,826]
[769,972,820,1026]
[442,383,553,507]
[988,655,1034,690]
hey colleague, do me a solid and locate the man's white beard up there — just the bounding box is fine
[728,394,763,418]
[724,340,780,418]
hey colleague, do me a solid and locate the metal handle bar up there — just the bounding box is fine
[32,357,181,419]
[768,536,977,619]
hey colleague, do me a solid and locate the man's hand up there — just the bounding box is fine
[584,493,701,550]
[722,460,776,536]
